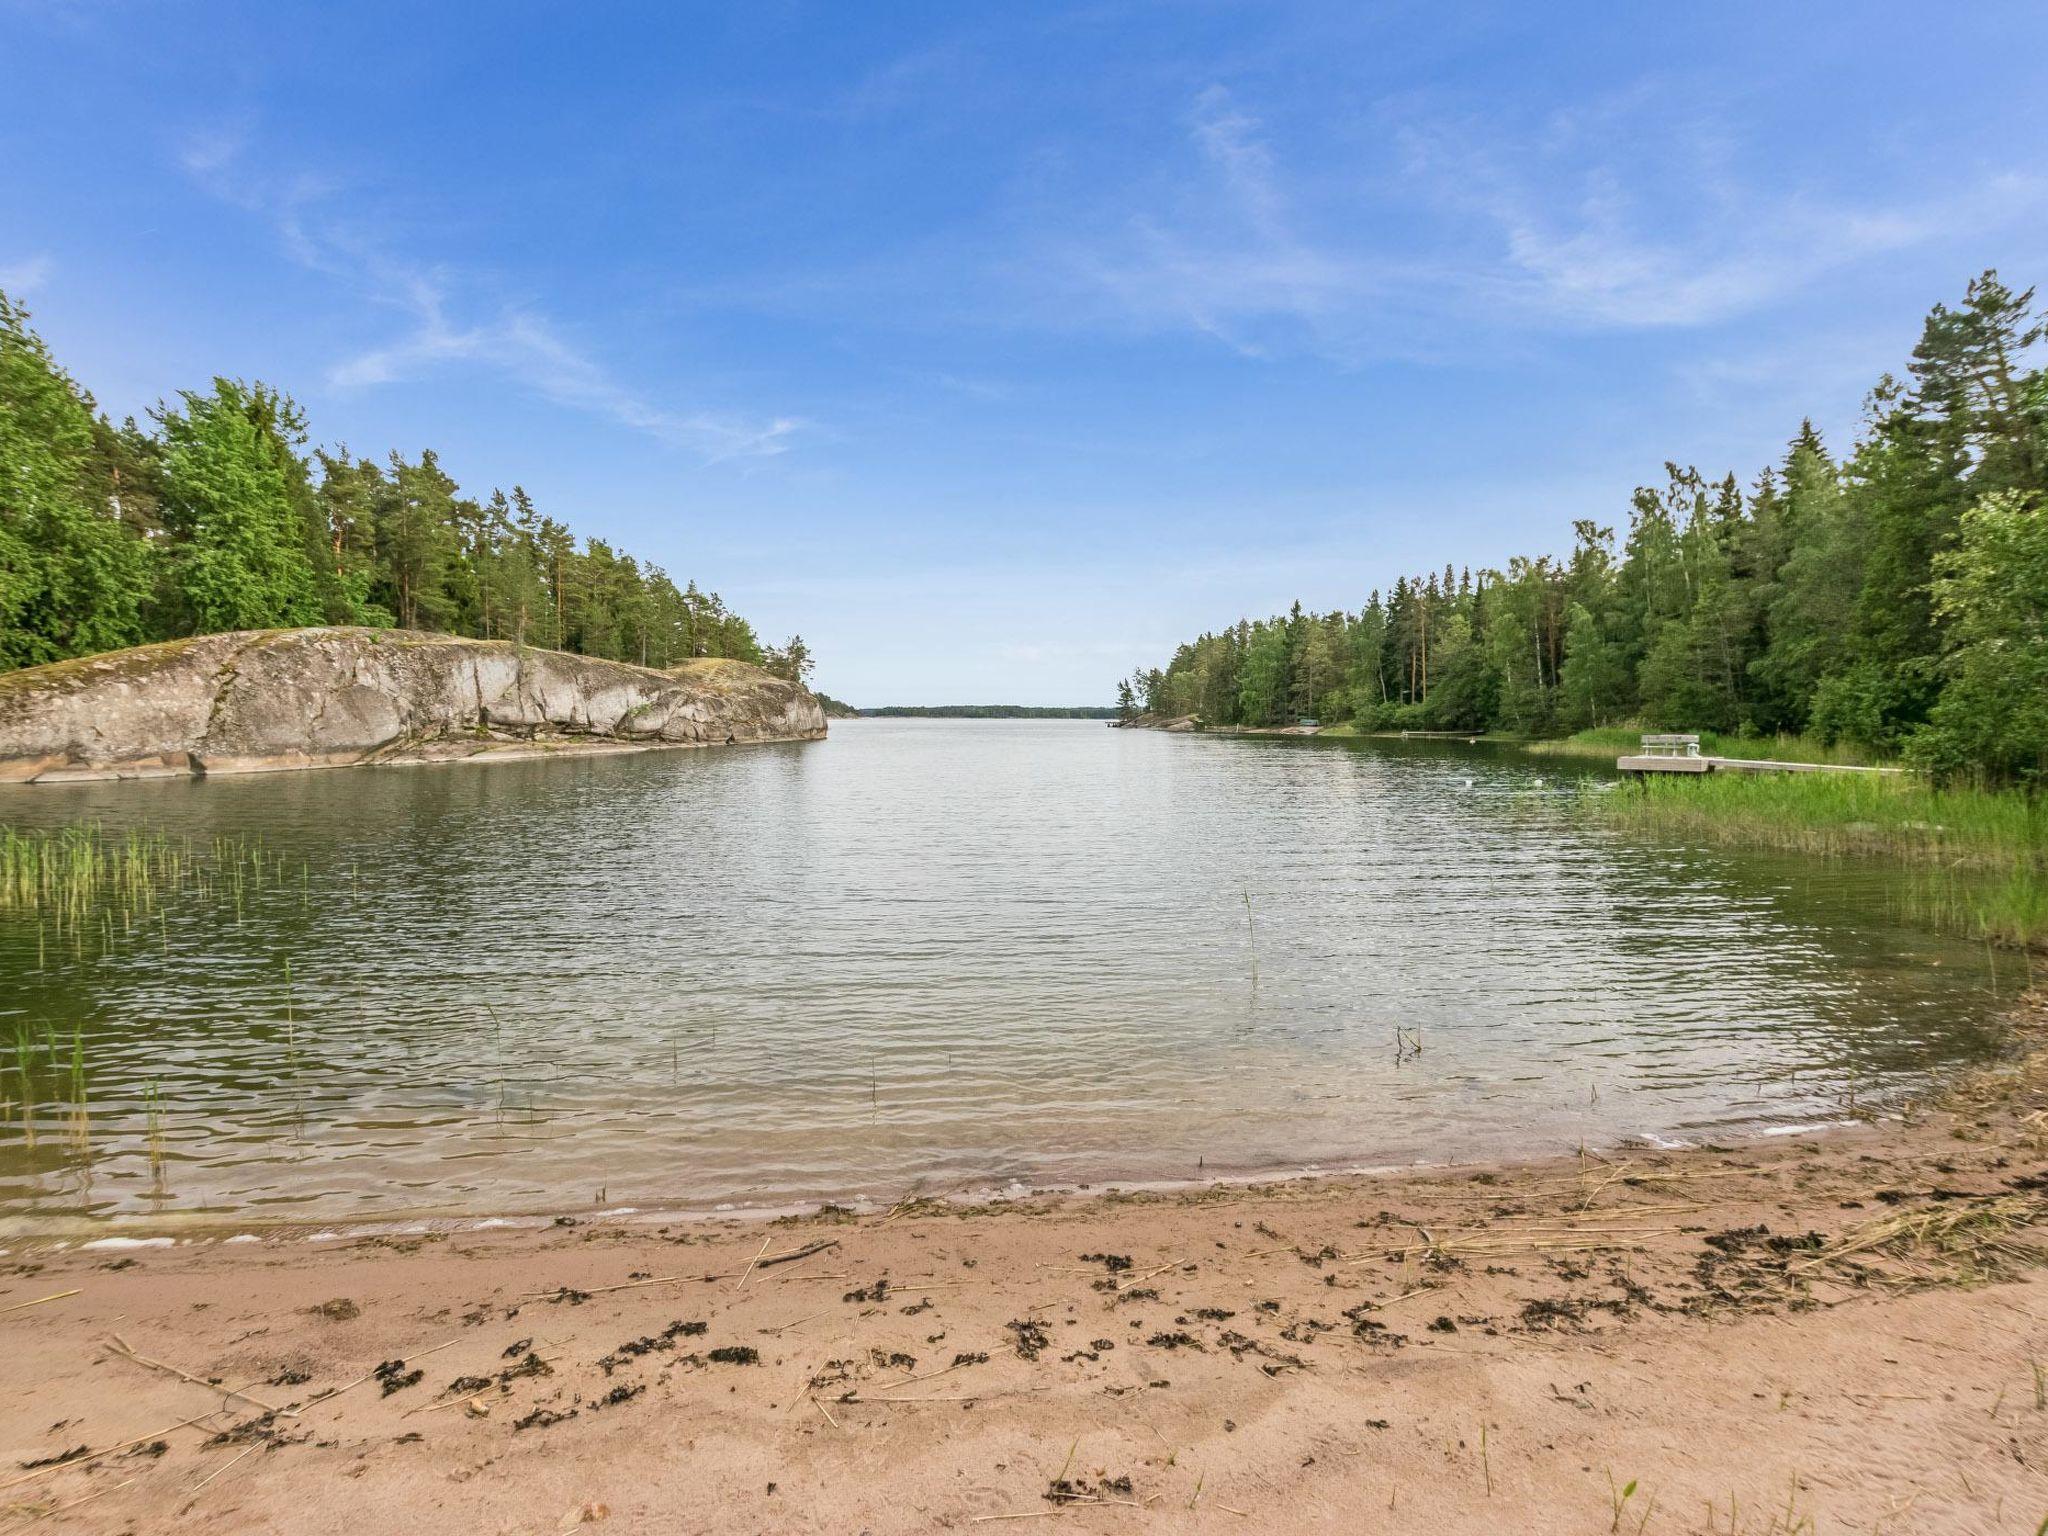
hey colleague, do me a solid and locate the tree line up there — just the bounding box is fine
[0,290,814,683]
[1129,272,2047,785]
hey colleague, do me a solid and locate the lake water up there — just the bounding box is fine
[0,720,2011,1232]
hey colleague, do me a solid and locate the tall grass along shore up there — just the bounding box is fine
[1582,769,2047,949]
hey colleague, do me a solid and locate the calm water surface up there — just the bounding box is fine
[0,721,2010,1231]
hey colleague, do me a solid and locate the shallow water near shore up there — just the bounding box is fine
[0,720,2015,1231]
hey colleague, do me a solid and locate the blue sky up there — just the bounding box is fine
[5,2,2047,704]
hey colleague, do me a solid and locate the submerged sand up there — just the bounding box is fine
[2,1004,2044,1534]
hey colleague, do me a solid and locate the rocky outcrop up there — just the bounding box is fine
[0,628,827,783]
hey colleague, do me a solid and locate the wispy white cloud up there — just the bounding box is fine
[835,42,974,121]
[176,122,251,187]
[922,369,1016,401]
[325,275,800,462]
[1047,86,1395,361]
[1047,83,2046,358]
[1404,107,2048,329]
[0,254,54,294]
[175,124,801,463]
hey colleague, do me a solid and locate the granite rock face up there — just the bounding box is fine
[0,628,826,783]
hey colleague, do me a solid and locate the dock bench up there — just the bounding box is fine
[1619,732,1713,774]
[1639,733,1701,757]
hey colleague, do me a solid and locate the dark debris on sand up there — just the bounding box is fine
[1006,1318,1052,1360]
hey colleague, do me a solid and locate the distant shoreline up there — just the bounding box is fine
[848,705,1118,719]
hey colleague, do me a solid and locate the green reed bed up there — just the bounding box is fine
[1889,867,2048,954]
[5,1021,90,1150]
[1585,771,2048,948]
[1591,771,2040,864]
[0,822,307,959]
[2,822,315,1184]
[2,824,183,920]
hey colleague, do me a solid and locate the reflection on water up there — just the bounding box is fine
[0,721,2008,1230]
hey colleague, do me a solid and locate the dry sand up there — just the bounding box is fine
[3,1006,2046,1534]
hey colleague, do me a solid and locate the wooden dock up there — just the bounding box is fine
[1617,733,1903,777]
[1617,753,1902,776]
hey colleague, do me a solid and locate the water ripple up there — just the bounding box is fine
[0,721,2007,1228]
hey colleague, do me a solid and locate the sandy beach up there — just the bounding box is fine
[2,1003,2043,1535]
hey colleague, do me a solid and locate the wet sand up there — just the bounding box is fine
[2,1003,2044,1534]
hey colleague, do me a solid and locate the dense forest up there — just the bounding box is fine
[0,291,812,682]
[1129,273,2048,786]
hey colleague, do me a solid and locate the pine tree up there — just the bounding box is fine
[375,451,459,632]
